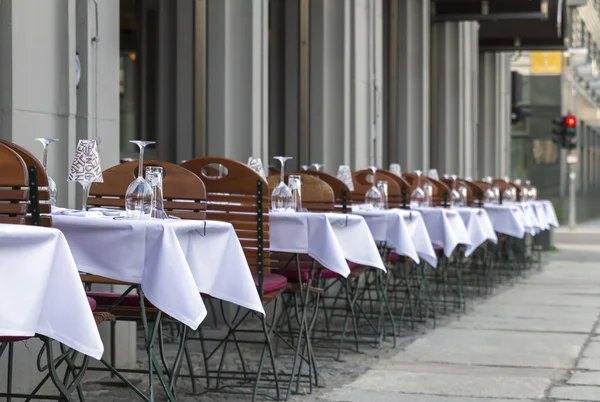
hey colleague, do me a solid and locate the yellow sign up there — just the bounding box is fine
[530,51,563,75]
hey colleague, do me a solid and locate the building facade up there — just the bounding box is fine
[0,0,572,388]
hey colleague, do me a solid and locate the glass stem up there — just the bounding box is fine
[81,182,92,211]
[138,145,145,179]
[280,162,285,183]
[42,146,48,170]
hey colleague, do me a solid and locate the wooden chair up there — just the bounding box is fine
[0,140,51,225]
[402,173,451,207]
[301,171,352,212]
[88,160,207,219]
[0,142,112,401]
[181,157,288,399]
[377,169,411,209]
[352,169,406,208]
[267,173,335,212]
[440,178,484,206]
[492,179,520,202]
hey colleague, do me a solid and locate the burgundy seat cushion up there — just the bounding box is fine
[0,297,98,343]
[252,274,288,294]
[433,244,444,256]
[282,262,362,284]
[86,291,153,308]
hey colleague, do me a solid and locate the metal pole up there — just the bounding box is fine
[568,162,576,229]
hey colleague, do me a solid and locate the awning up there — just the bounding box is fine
[478,0,567,51]
[431,0,550,22]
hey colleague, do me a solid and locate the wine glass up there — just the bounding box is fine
[271,156,293,212]
[410,170,426,208]
[364,166,383,210]
[450,174,461,207]
[311,163,324,172]
[125,141,155,218]
[300,165,309,171]
[35,138,59,206]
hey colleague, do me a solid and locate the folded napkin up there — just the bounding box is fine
[52,207,124,218]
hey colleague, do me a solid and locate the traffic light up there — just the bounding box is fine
[552,115,577,149]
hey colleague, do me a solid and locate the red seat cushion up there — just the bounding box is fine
[281,262,363,284]
[0,297,98,343]
[86,291,152,308]
[252,274,288,294]
[433,244,444,256]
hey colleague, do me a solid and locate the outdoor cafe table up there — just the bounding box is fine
[456,207,498,256]
[412,207,472,258]
[352,208,438,268]
[0,224,103,359]
[269,212,386,275]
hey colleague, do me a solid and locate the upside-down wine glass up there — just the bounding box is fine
[311,163,324,172]
[364,166,383,210]
[271,156,294,212]
[450,174,461,207]
[35,138,59,206]
[125,141,155,218]
[411,170,426,208]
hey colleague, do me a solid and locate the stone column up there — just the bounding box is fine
[431,21,479,177]
[478,52,512,178]
[206,0,268,163]
[388,0,430,172]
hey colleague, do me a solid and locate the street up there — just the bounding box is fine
[303,226,600,402]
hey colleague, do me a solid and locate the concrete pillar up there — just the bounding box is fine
[206,0,268,163]
[431,21,479,178]
[388,0,430,172]
[478,52,511,179]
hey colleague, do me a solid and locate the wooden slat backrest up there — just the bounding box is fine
[402,173,451,207]
[376,169,411,208]
[352,169,404,208]
[88,160,207,219]
[267,173,334,212]
[0,143,51,227]
[181,157,270,279]
[0,140,51,212]
[492,179,521,201]
[301,171,352,212]
[440,178,483,206]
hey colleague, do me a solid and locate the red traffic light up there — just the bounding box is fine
[566,115,576,128]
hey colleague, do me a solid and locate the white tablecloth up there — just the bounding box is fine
[539,200,559,227]
[484,204,526,238]
[413,207,471,258]
[352,209,438,267]
[169,220,264,315]
[456,207,498,257]
[51,215,207,329]
[0,225,103,359]
[269,212,385,277]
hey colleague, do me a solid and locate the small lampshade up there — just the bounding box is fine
[68,140,103,183]
[427,169,439,180]
[247,157,266,178]
[336,165,354,191]
[389,163,401,175]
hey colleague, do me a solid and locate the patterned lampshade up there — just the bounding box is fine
[68,140,103,183]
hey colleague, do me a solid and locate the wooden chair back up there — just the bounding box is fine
[351,169,403,208]
[402,173,451,207]
[440,178,483,206]
[181,157,271,288]
[377,169,411,208]
[267,173,334,212]
[88,160,207,220]
[301,171,352,212]
[0,143,50,226]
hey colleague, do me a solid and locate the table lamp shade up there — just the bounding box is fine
[68,140,103,183]
[336,165,354,191]
[247,157,266,178]
[389,163,401,175]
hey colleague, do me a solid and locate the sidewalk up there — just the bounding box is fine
[307,233,600,401]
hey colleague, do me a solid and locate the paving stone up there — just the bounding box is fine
[327,362,554,399]
[569,371,600,386]
[550,385,600,400]
[578,358,600,370]
[584,342,600,358]
[314,389,537,402]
